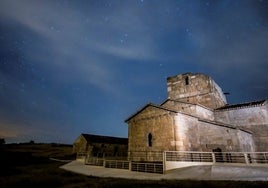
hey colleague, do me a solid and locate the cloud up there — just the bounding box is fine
[0,0,164,95]
[94,41,158,61]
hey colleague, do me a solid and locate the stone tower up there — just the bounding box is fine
[167,73,227,109]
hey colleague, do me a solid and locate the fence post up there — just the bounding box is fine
[163,151,166,174]
[212,152,216,163]
[129,161,132,171]
[244,153,249,165]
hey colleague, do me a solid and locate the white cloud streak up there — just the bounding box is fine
[0,0,163,94]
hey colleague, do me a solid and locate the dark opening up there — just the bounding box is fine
[148,133,152,147]
[185,76,189,85]
[212,147,223,162]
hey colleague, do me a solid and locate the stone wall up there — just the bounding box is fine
[162,100,214,121]
[127,106,255,162]
[90,143,128,158]
[73,135,128,158]
[173,113,254,152]
[73,135,88,153]
[128,106,176,161]
[198,120,254,152]
[236,130,255,152]
[166,73,227,109]
[194,104,215,120]
[215,103,268,126]
[173,113,199,151]
[215,103,268,151]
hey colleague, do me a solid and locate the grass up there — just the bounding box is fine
[1,144,268,187]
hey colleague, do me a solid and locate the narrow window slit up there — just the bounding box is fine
[148,133,152,147]
[185,76,189,85]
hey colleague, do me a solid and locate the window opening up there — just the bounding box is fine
[148,133,152,147]
[185,76,189,85]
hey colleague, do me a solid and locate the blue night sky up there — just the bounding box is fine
[0,0,267,144]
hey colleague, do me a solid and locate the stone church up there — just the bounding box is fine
[125,73,268,161]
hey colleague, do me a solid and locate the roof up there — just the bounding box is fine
[81,134,128,145]
[161,99,214,111]
[124,103,178,123]
[198,119,253,134]
[160,99,192,106]
[215,99,267,111]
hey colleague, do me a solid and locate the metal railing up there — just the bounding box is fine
[78,151,268,174]
[165,151,268,165]
[105,160,129,169]
[76,152,87,162]
[166,151,213,162]
[85,157,105,166]
[247,152,268,164]
[76,152,87,158]
[131,162,163,174]
[128,151,163,162]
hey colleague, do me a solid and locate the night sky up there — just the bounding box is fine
[0,0,267,144]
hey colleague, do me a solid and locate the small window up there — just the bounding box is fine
[148,133,152,147]
[185,76,189,85]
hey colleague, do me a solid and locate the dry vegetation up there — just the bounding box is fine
[1,143,268,187]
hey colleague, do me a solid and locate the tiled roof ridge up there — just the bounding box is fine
[215,99,267,111]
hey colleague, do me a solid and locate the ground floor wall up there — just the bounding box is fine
[127,107,177,161]
[128,112,255,162]
[90,143,128,158]
[245,124,268,152]
[172,113,255,152]
[214,105,268,151]
[73,137,89,153]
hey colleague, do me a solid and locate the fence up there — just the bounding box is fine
[76,152,87,162]
[78,151,268,174]
[128,151,163,162]
[165,151,213,162]
[131,162,163,174]
[82,153,164,173]
[165,151,268,165]
[105,160,129,169]
[85,157,105,166]
[84,157,163,173]
[164,151,268,171]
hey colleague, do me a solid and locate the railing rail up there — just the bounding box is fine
[105,160,129,169]
[131,162,163,174]
[76,152,87,158]
[128,151,163,162]
[76,152,87,162]
[165,151,268,165]
[78,151,268,174]
[85,157,105,166]
[166,151,213,162]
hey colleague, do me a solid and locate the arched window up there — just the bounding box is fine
[185,76,189,85]
[148,133,152,147]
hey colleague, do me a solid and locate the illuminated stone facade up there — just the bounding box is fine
[125,73,268,162]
